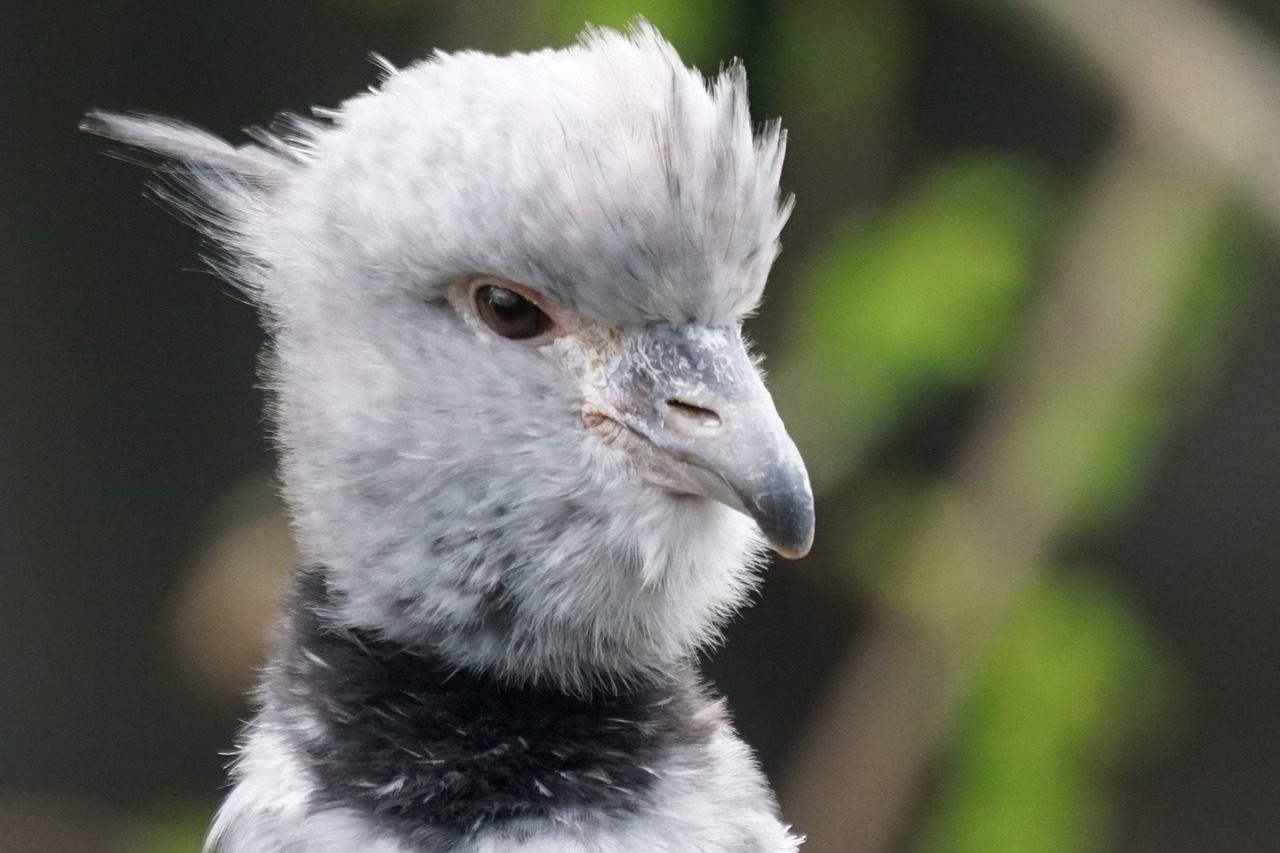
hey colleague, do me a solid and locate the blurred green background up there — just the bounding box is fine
[3,0,1279,851]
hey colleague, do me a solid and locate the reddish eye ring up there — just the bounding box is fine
[473,282,552,340]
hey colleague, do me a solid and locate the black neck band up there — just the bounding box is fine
[267,568,718,847]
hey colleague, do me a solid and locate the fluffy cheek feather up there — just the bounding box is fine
[581,429,766,581]
[582,434,769,633]
[270,304,766,688]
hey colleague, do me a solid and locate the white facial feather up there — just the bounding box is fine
[87,23,793,692]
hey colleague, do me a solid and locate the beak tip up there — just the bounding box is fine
[753,488,815,561]
[771,539,813,560]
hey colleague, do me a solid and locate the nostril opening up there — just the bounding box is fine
[666,398,722,428]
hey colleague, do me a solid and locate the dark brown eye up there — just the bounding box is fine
[474,283,551,340]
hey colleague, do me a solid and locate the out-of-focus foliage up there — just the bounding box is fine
[524,0,737,68]
[1051,205,1259,536]
[914,569,1185,853]
[776,153,1059,487]
[773,0,908,117]
[117,799,214,853]
[796,154,1260,845]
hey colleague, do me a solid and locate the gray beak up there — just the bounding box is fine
[600,324,814,559]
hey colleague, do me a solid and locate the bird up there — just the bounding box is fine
[85,22,814,853]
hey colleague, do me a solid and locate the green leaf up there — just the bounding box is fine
[775,152,1058,484]
[914,568,1185,853]
[1051,203,1260,536]
[522,0,738,69]
[116,798,215,853]
[774,0,908,116]
[1160,204,1259,386]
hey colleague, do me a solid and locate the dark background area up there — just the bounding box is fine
[2,1,1277,851]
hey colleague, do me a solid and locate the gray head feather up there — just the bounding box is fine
[85,23,798,692]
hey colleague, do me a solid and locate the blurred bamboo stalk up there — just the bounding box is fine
[781,128,1226,852]
[780,0,1280,848]
[1016,0,1280,226]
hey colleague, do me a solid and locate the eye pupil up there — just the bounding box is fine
[475,284,550,340]
[487,288,524,320]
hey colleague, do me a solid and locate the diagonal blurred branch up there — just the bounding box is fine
[1014,0,1280,228]
[781,127,1227,853]
[781,1,1280,849]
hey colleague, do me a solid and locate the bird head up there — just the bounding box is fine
[86,24,812,691]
